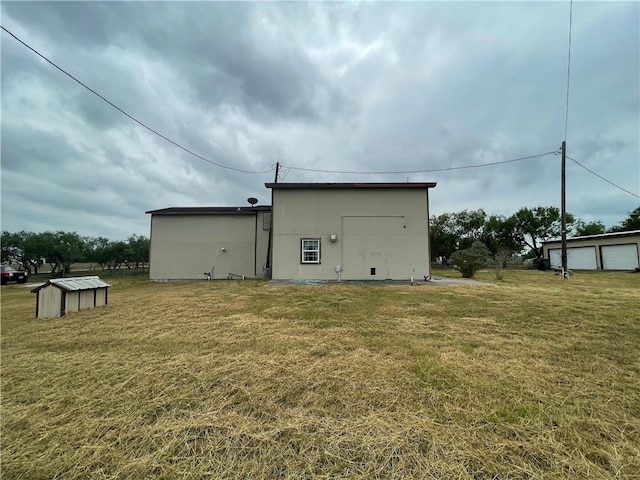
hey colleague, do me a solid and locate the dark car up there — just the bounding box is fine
[1,265,28,284]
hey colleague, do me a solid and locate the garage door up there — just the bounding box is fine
[549,246,597,270]
[601,244,639,270]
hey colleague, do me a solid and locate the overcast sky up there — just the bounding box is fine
[2,1,638,240]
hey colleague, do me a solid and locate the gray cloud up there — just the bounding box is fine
[1,1,638,240]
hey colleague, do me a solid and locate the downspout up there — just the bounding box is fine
[265,209,273,273]
[340,216,345,280]
[254,212,258,277]
[148,215,154,280]
[425,187,432,280]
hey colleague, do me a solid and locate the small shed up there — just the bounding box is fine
[31,276,112,319]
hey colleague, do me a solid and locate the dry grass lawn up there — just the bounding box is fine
[1,270,639,479]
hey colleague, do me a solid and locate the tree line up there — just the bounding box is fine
[1,231,150,276]
[430,205,640,267]
[2,206,637,278]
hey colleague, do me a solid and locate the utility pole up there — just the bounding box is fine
[265,162,279,273]
[561,141,568,279]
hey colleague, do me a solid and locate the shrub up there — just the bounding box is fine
[451,241,490,278]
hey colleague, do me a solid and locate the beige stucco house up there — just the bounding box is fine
[146,206,271,281]
[542,230,640,270]
[266,182,437,281]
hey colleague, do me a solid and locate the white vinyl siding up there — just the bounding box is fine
[301,239,320,264]
[549,246,597,270]
[601,244,639,270]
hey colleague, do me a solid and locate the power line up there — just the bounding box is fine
[564,0,573,142]
[567,156,640,199]
[0,25,274,175]
[1,24,556,180]
[7,23,636,202]
[281,151,559,175]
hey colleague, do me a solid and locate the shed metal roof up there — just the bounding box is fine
[31,276,112,293]
[542,229,640,245]
[146,206,271,215]
[265,182,437,189]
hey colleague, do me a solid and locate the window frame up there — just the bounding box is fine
[300,238,321,264]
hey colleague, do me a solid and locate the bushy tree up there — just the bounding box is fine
[430,209,487,263]
[430,213,459,262]
[454,209,487,249]
[87,238,127,271]
[482,215,520,257]
[85,235,149,272]
[510,206,575,261]
[450,241,490,278]
[609,206,640,232]
[39,231,86,275]
[1,231,46,274]
[126,234,150,272]
[2,231,150,276]
[575,220,606,237]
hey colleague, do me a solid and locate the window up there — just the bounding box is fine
[301,238,320,264]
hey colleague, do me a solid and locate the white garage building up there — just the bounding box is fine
[542,230,640,271]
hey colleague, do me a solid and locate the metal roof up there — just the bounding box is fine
[265,182,437,189]
[146,206,271,215]
[542,229,640,244]
[31,276,112,293]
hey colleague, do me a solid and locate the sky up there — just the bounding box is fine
[1,1,638,241]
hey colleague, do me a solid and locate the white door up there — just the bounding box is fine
[549,246,597,270]
[601,244,639,270]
